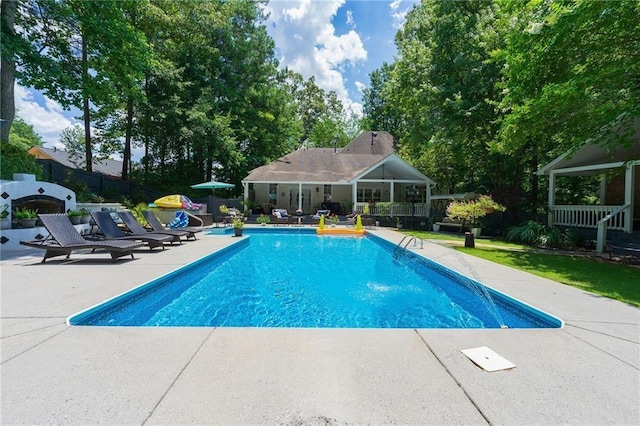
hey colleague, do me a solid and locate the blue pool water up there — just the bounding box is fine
[69,229,562,328]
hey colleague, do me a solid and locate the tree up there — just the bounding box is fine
[13,0,150,173]
[7,116,44,150]
[1,0,18,143]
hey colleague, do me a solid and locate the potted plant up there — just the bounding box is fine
[396,216,402,229]
[256,214,271,226]
[67,209,83,225]
[0,204,10,230]
[219,204,229,215]
[79,207,92,224]
[14,207,38,228]
[232,217,244,237]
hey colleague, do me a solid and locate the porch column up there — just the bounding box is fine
[243,183,249,213]
[390,182,395,203]
[298,182,303,211]
[624,163,635,233]
[548,171,556,226]
[352,184,357,211]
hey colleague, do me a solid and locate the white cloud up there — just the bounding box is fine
[354,81,366,93]
[15,85,78,149]
[390,0,415,30]
[265,0,367,107]
[346,10,355,27]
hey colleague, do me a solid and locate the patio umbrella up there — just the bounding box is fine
[191,180,235,223]
[190,180,235,191]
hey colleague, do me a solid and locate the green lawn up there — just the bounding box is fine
[456,247,640,307]
[403,231,640,306]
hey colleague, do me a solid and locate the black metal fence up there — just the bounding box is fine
[37,159,164,202]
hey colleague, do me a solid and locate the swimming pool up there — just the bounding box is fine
[68,229,562,328]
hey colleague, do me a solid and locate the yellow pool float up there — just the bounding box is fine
[316,214,365,236]
[316,228,365,236]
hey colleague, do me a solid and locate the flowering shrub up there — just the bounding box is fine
[446,195,505,227]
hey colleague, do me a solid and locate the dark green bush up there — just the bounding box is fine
[505,221,579,249]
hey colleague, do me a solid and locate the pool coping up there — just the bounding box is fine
[1,225,638,424]
[67,231,562,329]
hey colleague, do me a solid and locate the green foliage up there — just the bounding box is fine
[14,207,38,219]
[129,202,149,224]
[505,221,579,250]
[67,210,83,217]
[8,117,44,150]
[256,214,271,224]
[232,217,244,229]
[446,196,506,227]
[0,144,44,180]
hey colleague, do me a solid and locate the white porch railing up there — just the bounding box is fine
[595,204,631,253]
[354,202,429,217]
[552,205,627,230]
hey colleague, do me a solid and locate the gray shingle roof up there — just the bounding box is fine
[244,131,397,183]
[31,146,123,178]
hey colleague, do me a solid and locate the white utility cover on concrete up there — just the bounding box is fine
[461,346,516,372]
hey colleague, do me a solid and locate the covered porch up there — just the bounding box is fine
[538,125,640,252]
[242,155,435,219]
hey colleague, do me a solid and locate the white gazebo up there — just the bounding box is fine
[537,119,640,252]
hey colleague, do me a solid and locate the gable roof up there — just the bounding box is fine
[244,131,433,185]
[339,131,396,156]
[29,146,123,178]
[244,147,384,183]
[537,117,640,176]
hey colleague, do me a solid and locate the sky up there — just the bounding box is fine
[15,0,418,158]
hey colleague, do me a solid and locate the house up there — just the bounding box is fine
[537,117,640,252]
[242,131,435,218]
[28,146,123,178]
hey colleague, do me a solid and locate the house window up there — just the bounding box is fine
[269,184,277,201]
[324,184,332,201]
[357,188,381,203]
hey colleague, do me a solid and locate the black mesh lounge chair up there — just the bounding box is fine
[91,211,174,250]
[118,211,189,244]
[142,210,202,239]
[20,213,144,263]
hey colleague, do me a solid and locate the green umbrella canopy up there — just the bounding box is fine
[190,181,235,190]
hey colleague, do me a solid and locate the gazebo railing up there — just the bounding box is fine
[552,205,626,230]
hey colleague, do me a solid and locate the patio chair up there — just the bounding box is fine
[311,209,330,225]
[91,211,174,250]
[118,211,185,244]
[142,210,202,239]
[20,213,144,263]
[272,209,290,225]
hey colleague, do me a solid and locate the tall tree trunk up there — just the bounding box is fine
[0,0,17,144]
[122,95,134,180]
[530,149,539,215]
[81,30,92,171]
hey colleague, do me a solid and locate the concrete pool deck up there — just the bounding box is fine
[1,227,638,424]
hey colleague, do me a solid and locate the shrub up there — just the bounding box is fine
[446,195,506,227]
[505,221,579,249]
